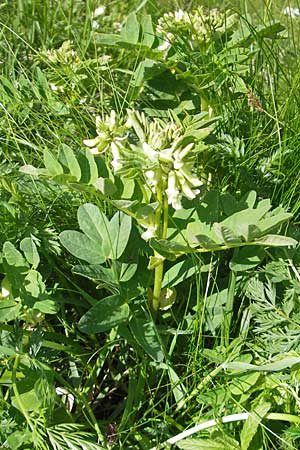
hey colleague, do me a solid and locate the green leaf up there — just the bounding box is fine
[59,230,106,264]
[167,365,186,408]
[120,13,140,45]
[77,148,98,184]
[24,270,45,297]
[20,164,47,177]
[257,212,293,234]
[109,211,132,259]
[204,289,227,334]
[58,144,81,181]
[72,264,117,285]
[43,149,63,176]
[118,262,137,282]
[3,241,28,267]
[133,59,166,86]
[94,177,117,196]
[240,402,271,450]
[229,247,265,272]
[177,438,226,449]
[0,299,21,322]
[95,33,121,46]
[11,388,41,412]
[77,203,106,245]
[20,237,40,268]
[33,299,58,314]
[130,316,165,362]
[141,15,155,47]
[78,294,130,334]
[213,224,243,245]
[254,235,297,247]
[230,372,261,396]
[7,430,32,450]
[150,239,192,260]
[224,356,300,372]
[257,22,285,39]
[162,258,205,288]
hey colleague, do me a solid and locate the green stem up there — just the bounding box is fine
[152,185,168,313]
[54,371,107,446]
[12,353,35,431]
[222,266,237,347]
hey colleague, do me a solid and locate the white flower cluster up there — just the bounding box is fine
[282,6,300,18]
[83,110,129,155]
[156,7,229,45]
[127,110,203,210]
[84,110,205,236]
[43,40,79,66]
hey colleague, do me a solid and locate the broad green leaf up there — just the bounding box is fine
[162,258,202,288]
[229,247,265,272]
[150,239,192,260]
[220,206,271,241]
[94,177,117,196]
[177,438,226,449]
[186,222,220,248]
[118,262,137,282]
[213,224,242,245]
[20,164,47,177]
[109,212,132,259]
[257,21,285,39]
[58,144,81,181]
[133,60,166,86]
[72,264,117,285]
[3,242,27,267]
[257,213,293,234]
[24,270,45,297]
[20,237,40,268]
[33,299,58,314]
[253,234,297,247]
[35,67,49,98]
[120,13,140,45]
[95,33,121,46]
[240,402,271,450]
[77,203,106,245]
[78,294,130,334]
[11,388,41,412]
[130,316,165,362]
[243,191,257,208]
[0,345,16,356]
[59,230,106,264]
[224,356,300,372]
[7,430,32,450]
[43,149,63,176]
[230,372,261,396]
[141,15,155,47]
[77,148,98,184]
[112,200,139,217]
[0,299,21,322]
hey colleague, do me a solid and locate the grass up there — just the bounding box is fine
[1,1,300,449]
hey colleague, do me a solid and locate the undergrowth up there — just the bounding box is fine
[1,1,300,449]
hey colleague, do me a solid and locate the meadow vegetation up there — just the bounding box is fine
[1,1,300,449]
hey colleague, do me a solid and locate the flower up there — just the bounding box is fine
[282,6,300,18]
[141,224,157,240]
[93,5,105,18]
[83,110,129,155]
[127,110,204,209]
